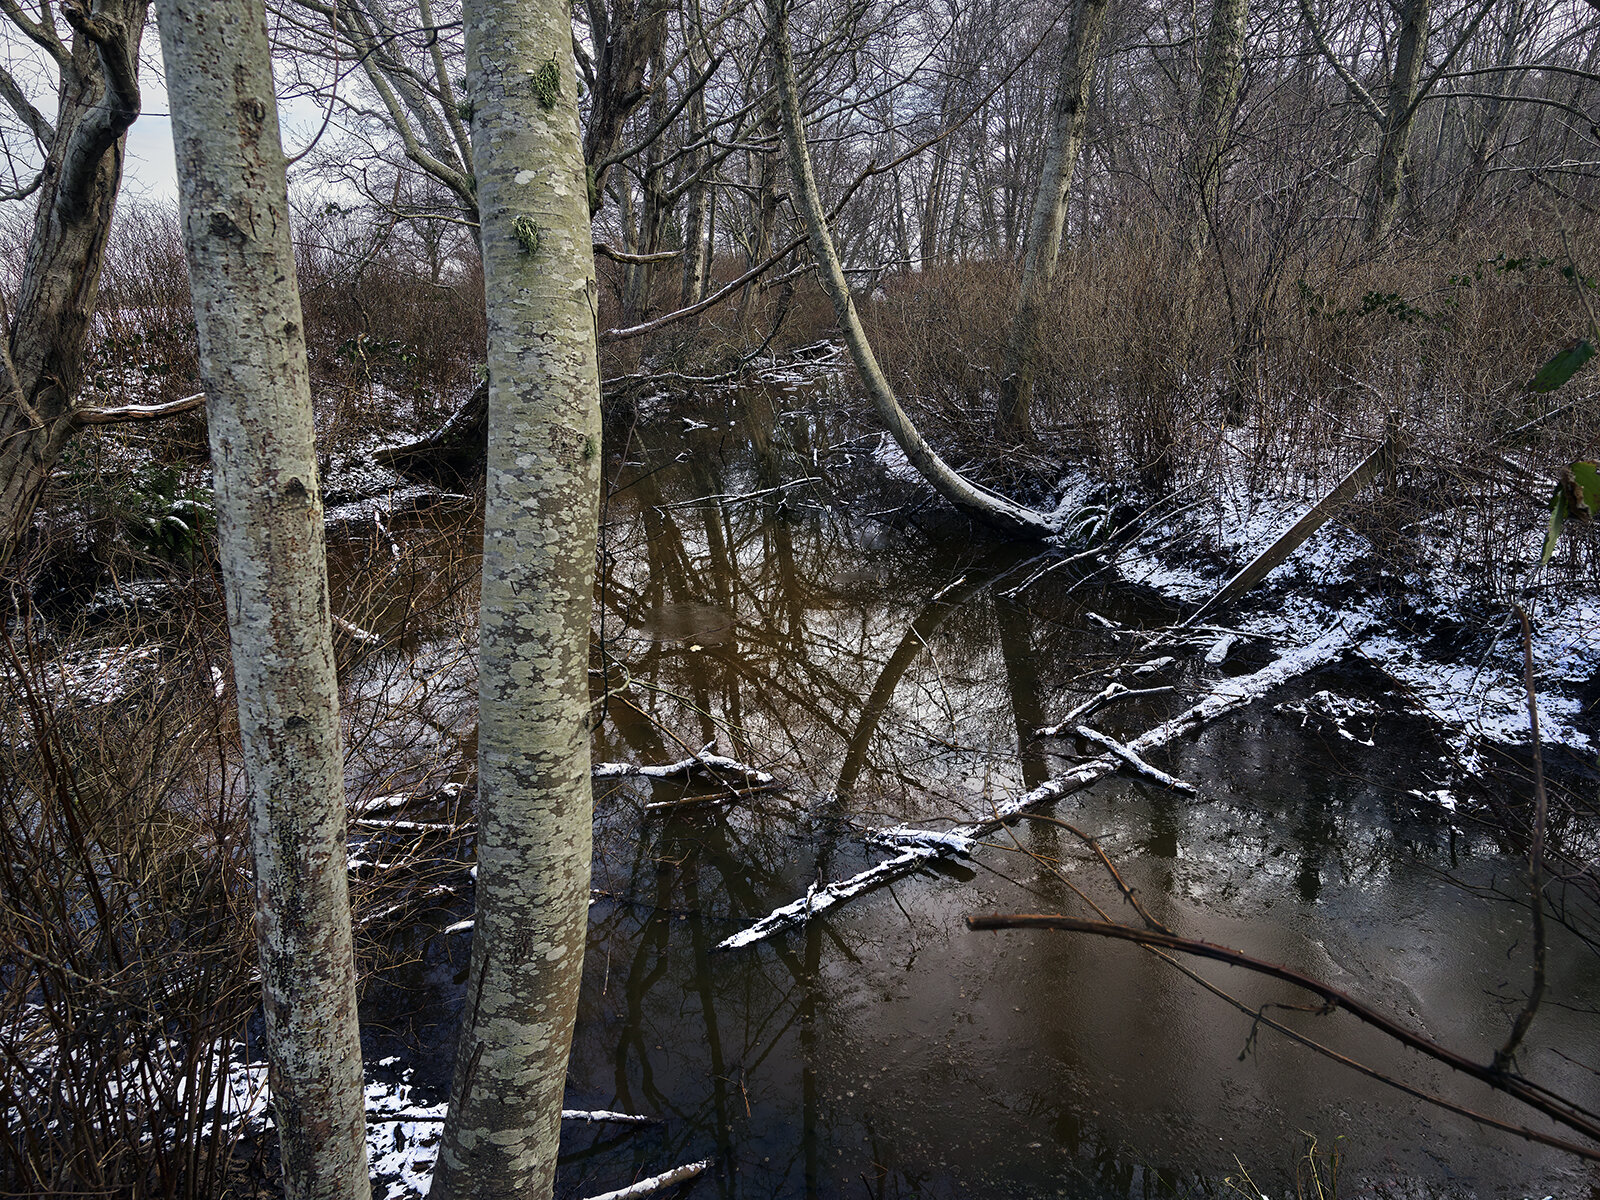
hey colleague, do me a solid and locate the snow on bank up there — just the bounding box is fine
[1102,463,1599,762]
[365,1060,447,1200]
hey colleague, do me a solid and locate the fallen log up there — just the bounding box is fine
[561,1109,659,1126]
[580,1159,713,1200]
[716,619,1366,950]
[594,753,780,809]
[1185,420,1401,626]
[1076,726,1198,794]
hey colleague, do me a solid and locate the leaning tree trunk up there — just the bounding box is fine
[153,2,370,1199]
[0,0,148,566]
[767,0,1055,539]
[995,0,1109,440]
[429,0,603,1194]
[1365,0,1429,242]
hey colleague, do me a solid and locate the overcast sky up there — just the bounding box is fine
[5,41,325,208]
[124,66,179,204]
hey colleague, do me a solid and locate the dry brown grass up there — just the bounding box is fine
[859,210,1600,596]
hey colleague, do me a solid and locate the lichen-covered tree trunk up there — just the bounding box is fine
[1365,0,1429,242]
[768,0,1054,539]
[429,0,603,1193]
[152,3,371,1198]
[0,0,148,565]
[995,0,1108,439]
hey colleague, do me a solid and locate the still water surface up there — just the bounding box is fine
[359,382,1600,1199]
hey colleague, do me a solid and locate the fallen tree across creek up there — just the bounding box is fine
[716,617,1373,950]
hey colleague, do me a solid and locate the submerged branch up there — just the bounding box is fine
[964,913,1600,1157]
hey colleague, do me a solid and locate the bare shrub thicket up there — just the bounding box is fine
[0,495,485,1193]
[863,208,1600,597]
[292,202,487,451]
[0,593,262,1198]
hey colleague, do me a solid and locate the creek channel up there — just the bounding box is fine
[345,379,1600,1199]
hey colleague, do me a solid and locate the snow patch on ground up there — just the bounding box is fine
[1107,458,1599,762]
[365,1061,445,1200]
[43,645,164,705]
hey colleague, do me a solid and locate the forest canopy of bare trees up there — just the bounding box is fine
[3,0,1599,1195]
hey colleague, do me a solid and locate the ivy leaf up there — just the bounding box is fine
[1541,461,1600,565]
[1529,339,1595,393]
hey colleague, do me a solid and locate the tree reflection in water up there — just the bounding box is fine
[362,384,1600,1199]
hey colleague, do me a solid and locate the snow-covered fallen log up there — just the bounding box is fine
[717,619,1366,951]
[865,825,976,856]
[1036,682,1174,737]
[1204,633,1237,665]
[1076,726,1198,794]
[580,1159,713,1200]
[561,1109,659,1126]
[593,754,777,787]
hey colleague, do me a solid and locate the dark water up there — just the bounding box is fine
[357,381,1600,1199]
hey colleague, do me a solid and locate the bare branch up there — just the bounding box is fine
[0,62,55,144]
[72,391,206,426]
[593,242,681,264]
[966,913,1600,1153]
[1296,0,1386,126]
[0,0,70,67]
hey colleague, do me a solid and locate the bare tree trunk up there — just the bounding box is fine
[1366,0,1429,241]
[680,70,712,311]
[698,181,717,302]
[0,0,148,565]
[1453,0,1528,227]
[1173,0,1249,373]
[919,152,946,272]
[767,0,1055,539]
[622,48,672,325]
[583,0,672,202]
[430,0,602,1193]
[892,166,913,270]
[1183,0,1248,265]
[152,2,370,1198]
[996,0,1108,439]
[740,70,782,318]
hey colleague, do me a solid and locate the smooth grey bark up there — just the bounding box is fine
[429,0,602,1194]
[152,2,371,1199]
[1366,0,1429,241]
[1183,0,1249,262]
[995,0,1108,439]
[767,0,1056,540]
[0,0,148,565]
